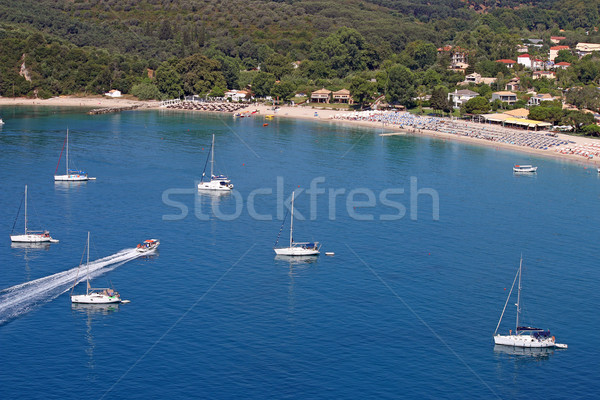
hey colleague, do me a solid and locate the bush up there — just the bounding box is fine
[131,82,162,100]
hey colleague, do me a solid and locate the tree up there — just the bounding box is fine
[155,63,183,98]
[581,124,600,136]
[263,53,293,80]
[176,54,227,96]
[430,87,450,114]
[386,64,415,106]
[309,27,367,77]
[270,80,296,103]
[251,72,276,97]
[349,75,375,109]
[561,110,595,132]
[555,49,577,64]
[131,81,162,100]
[402,40,437,70]
[463,96,490,114]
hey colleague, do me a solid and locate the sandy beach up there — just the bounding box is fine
[2,96,599,167]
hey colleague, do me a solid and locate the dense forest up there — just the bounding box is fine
[2,0,600,117]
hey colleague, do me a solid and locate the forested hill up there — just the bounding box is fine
[0,0,599,99]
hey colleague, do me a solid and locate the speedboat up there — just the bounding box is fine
[513,164,538,173]
[136,239,160,253]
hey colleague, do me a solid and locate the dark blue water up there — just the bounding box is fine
[1,106,599,399]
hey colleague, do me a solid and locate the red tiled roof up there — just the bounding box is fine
[496,59,516,63]
[518,54,530,58]
[555,62,571,66]
[550,46,570,50]
[551,36,566,40]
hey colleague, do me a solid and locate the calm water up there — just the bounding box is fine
[0,106,599,399]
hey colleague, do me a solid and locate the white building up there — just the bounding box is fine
[104,89,122,98]
[448,89,479,109]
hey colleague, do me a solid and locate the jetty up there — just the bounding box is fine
[88,104,144,115]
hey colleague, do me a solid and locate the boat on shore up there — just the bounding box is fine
[71,232,122,304]
[197,134,233,191]
[493,256,567,349]
[10,185,59,243]
[54,129,95,182]
[513,164,538,173]
[274,191,321,256]
[136,239,160,253]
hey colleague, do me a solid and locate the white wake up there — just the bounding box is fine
[0,248,143,325]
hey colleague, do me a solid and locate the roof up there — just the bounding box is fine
[333,89,351,95]
[505,108,529,118]
[312,88,332,95]
[452,89,479,96]
[551,36,566,40]
[482,113,552,127]
[555,62,571,66]
[496,59,516,64]
[493,91,517,96]
[550,46,570,50]
[518,54,530,58]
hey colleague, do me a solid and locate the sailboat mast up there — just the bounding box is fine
[24,185,28,235]
[66,129,69,174]
[210,134,215,177]
[289,191,294,247]
[86,231,90,295]
[516,256,523,333]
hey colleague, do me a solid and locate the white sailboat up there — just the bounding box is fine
[71,232,122,304]
[274,191,321,256]
[493,256,567,349]
[197,134,233,191]
[54,129,95,181]
[10,185,59,243]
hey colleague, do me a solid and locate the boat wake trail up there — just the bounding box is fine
[0,248,141,325]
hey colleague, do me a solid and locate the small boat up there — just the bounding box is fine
[265,115,274,120]
[198,134,234,191]
[263,123,269,127]
[54,129,95,181]
[274,191,321,256]
[597,167,600,174]
[71,232,121,304]
[10,185,59,243]
[0,117,4,125]
[493,256,567,349]
[136,239,160,253]
[513,164,538,173]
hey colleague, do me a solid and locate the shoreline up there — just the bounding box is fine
[2,96,599,168]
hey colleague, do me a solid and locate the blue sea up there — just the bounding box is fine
[0,106,599,399]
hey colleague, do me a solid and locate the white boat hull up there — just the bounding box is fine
[136,239,160,253]
[71,294,121,304]
[54,174,91,181]
[513,166,537,173]
[494,334,566,348]
[198,180,233,191]
[10,234,58,243]
[274,247,320,256]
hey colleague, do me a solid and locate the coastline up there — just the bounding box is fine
[2,96,599,168]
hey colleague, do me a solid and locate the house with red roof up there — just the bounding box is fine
[549,46,570,62]
[554,62,571,70]
[550,36,566,44]
[495,59,516,68]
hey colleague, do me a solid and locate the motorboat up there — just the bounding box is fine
[136,239,160,253]
[513,164,538,173]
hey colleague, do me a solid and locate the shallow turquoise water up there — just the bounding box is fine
[0,106,599,399]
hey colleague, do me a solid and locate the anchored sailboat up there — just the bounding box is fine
[493,256,567,349]
[54,129,95,181]
[274,191,320,256]
[10,185,59,243]
[198,134,233,191]
[71,232,122,304]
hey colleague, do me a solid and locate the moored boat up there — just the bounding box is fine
[493,256,567,349]
[274,191,321,256]
[71,232,121,304]
[10,185,59,243]
[197,134,234,191]
[54,129,95,181]
[513,164,538,173]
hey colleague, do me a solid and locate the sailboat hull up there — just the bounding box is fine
[274,247,320,256]
[71,294,121,304]
[494,334,565,348]
[54,174,90,181]
[197,180,233,191]
[10,234,58,243]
